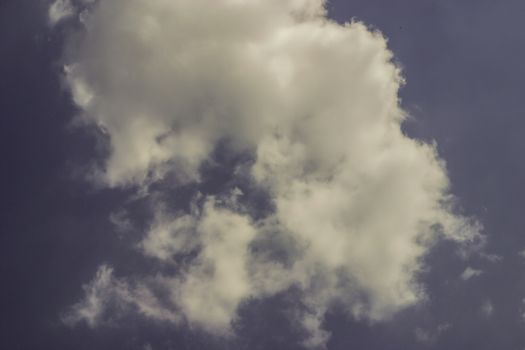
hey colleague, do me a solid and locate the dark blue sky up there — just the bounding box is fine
[2,0,525,349]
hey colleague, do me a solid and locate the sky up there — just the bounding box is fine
[2,0,525,349]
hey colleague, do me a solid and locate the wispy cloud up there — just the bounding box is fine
[481,299,494,317]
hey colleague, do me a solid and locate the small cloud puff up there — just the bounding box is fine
[461,267,483,281]
[481,300,494,317]
[48,0,74,25]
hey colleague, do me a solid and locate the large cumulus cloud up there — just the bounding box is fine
[54,0,481,347]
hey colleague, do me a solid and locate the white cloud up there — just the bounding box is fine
[63,264,114,327]
[58,0,482,347]
[461,267,483,281]
[173,199,257,334]
[301,312,331,349]
[63,265,180,327]
[48,0,74,26]
[67,199,257,335]
[141,210,198,261]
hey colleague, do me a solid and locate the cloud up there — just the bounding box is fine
[63,265,180,327]
[62,264,114,327]
[414,323,451,345]
[57,0,481,347]
[480,252,502,263]
[169,198,257,334]
[461,267,483,281]
[481,300,494,317]
[109,209,134,236]
[48,0,74,25]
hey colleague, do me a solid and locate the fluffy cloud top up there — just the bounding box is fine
[55,0,481,347]
[48,0,74,25]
